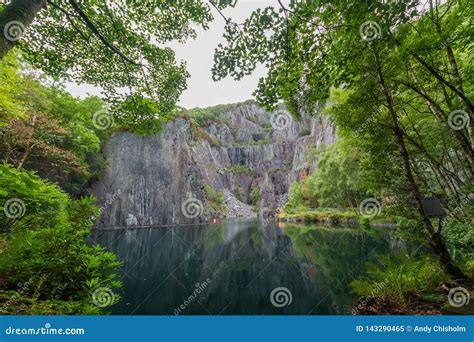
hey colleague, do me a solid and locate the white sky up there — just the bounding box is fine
[65,0,289,109]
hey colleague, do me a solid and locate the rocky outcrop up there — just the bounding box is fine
[90,103,335,227]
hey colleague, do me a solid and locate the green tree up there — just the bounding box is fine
[305,141,368,209]
[213,0,472,278]
[0,164,122,314]
[0,0,237,133]
[0,54,106,193]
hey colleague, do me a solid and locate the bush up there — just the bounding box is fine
[204,185,226,212]
[284,181,305,211]
[250,187,260,205]
[234,187,244,203]
[300,127,311,136]
[442,219,474,275]
[193,127,221,147]
[0,165,68,231]
[278,209,359,223]
[443,219,474,251]
[0,164,121,315]
[227,165,254,175]
[351,254,449,306]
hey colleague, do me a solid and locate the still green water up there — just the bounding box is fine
[90,219,401,315]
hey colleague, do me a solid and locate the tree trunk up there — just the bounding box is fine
[413,54,474,114]
[0,0,46,60]
[372,45,467,280]
[406,69,473,168]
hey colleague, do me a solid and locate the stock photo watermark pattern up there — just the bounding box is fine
[5,323,85,336]
[91,189,122,221]
[174,278,213,315]
[270,110,293,130]
[448,110,470,131]
[181,197,204,219]
[92,287,115,308]
[447,287,470,308]
[270,287,293,308]
[2,198,26,219]
[358,198,382,218]
[92,109,115,131]
[0,1,472,341]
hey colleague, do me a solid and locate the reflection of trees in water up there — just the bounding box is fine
[283,224,397,311]
[90,221,398,315]
[198,221,322,315]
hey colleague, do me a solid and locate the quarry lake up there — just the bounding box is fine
[90,220,401,315]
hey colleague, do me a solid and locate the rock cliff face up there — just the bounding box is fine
[90,103,335,227]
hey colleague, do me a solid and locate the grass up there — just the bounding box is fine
[351,254,449,307]
[193,127,221,147]
[227,165,254,175]
[277,208,360,224]
[204,185,226,213]
[300,127,311,136]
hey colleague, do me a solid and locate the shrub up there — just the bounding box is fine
[0,165,68,231]
[300,127,311,136]
[204,185,226,212]
[284,181,305,211]
[193,127,221,147]
[227,165,254,175]
[250,187,260,205]
[350,254,449,306]
[234,187,245,203]
[0,164,121,315]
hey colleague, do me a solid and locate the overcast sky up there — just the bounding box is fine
[65,0,289,109]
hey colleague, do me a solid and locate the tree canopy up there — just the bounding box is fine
[212,0,473,278]
[0,0,237,133]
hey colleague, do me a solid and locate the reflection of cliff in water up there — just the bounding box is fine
[90,220,399,315]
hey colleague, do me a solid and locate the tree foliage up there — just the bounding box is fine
[213,0,473,278]
[0,0,237,133]
[0,164,121,315]
[0,53,106,194]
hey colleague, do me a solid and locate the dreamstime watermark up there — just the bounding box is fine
[3,20,25,42]
[2,198,26,219]
[0,118,18,135]
[259,207,275,227]
[1,277,34,312]
[5,323,85,336]
[92,109,114,130]
[447,287,470,308]
[270,287,292,308]
[181,197,204,218]
[448,110,470,131]
[359,198,382,218]
[270,110,292,130]
[360,21,381,41]
[91,189,122,221]
[91,287,115,308]
[352,110,380,137]
[0,274,58,313]
[352,278,389,315]
[445,194,473,220]
[174,278,212,315]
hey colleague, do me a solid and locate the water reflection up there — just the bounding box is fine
[90,220,399,315]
